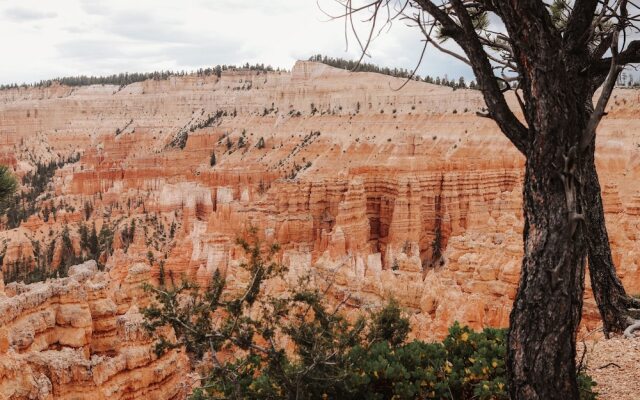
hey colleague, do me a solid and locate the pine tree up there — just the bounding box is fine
[0,165,17,212]
[89,223,99,259]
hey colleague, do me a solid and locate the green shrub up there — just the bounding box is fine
[142,233,598,400]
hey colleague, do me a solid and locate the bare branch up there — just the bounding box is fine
[390,38,429,91]
[439,0,529,153]
[581,12,624,152]
[412,13,471,65]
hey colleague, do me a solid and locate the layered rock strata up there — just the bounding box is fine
[0,261,189,399]
[0,61,639,347]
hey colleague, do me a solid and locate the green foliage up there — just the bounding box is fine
[77,221,112,270]
[83,200,93,220]
[98,223,115,259]
[577,371,598,400]
[158,260,166,287]
[121,219,136,253]
[142,233,598,400]
[2,254,56,284]
[0,165,17,212]
[2,155,79,228]
[147,250,155,266]
[550,0,571,30]
[169,130,189,150]
[58,225,77,277]
[3,224,79,284]
[367,299,410,347]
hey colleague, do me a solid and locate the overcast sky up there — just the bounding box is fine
[0,0,473,85]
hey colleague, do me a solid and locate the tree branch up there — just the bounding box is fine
[610,39,640,64]
[581,21,623,152]
[564,0,601,52]
[434,0,529,154]
[413,0,464,39]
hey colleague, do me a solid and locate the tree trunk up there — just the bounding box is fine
[507,134,588,399]
[583,154,640,335]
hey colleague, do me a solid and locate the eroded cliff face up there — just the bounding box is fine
[1,61,640,395]
[0,261,189,399]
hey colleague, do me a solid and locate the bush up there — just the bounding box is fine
[142,233,598,400]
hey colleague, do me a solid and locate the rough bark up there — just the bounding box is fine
[507,137,588,400]
[583,154,640,335]
[499,9,589,392]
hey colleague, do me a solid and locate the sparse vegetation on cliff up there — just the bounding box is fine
[308,54,472,89]
[2,154,80,229]
[0,63,279,91]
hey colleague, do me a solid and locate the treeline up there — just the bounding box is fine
[0,63,279,91]
[308,54,476,89]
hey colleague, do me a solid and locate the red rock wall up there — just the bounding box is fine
[0,62,638,365]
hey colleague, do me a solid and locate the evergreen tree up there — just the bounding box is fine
[89,223,99,259]
[79,223,90,252]
[0,165,17,212]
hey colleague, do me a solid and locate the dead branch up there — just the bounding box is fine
[581,13,623,152]
[597,362,622,369]
[624,319,640,338]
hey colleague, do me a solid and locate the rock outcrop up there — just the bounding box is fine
[0,261,189,399]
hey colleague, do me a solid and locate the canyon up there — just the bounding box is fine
[0,61,639,398]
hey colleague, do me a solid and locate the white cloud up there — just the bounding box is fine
[0,0,473,85]
[4,7,57,21]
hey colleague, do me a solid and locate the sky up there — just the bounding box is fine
[0,0,473,85]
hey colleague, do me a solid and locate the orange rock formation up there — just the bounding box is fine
[0,261,189,399]
[1,61,639,396]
